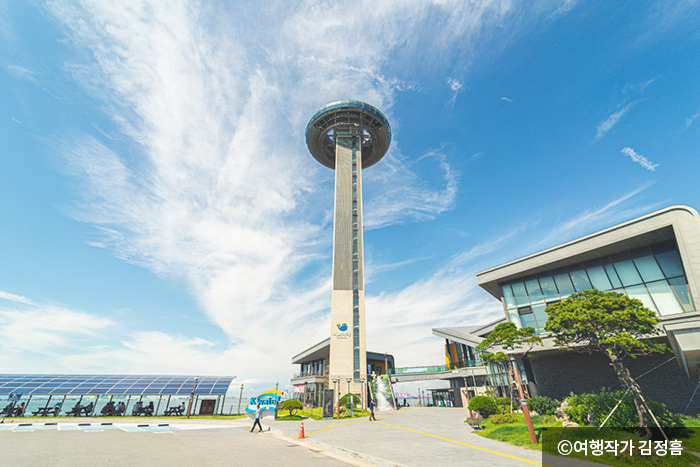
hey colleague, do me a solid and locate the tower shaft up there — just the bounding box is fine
[329,130,367,386]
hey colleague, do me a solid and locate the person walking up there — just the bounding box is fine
[250,403,264,432]
[368,399,376,421]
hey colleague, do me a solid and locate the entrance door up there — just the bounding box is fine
[199,399,216,415]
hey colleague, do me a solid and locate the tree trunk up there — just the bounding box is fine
[607,351,652,438]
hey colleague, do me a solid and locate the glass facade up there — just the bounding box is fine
[300,359,326,377]
[444,339,527,398]
[500,241,694,332]
[351,138,361,382]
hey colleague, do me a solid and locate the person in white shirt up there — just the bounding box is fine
[250,403,264,432]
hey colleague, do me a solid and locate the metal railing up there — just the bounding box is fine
[389,360,481,375]
[292,372,328,379]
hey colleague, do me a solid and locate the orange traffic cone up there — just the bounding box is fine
[298,421,305,439]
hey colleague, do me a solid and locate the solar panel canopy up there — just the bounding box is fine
[0,375,234,396]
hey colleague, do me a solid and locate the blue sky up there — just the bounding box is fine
[1,1,699,394]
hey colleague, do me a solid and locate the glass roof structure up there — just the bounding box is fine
[0,375,234,396]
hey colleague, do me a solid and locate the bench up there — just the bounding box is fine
[467,413,483,431]
[2,405,24,417]
[32,407,59,417]
[164,406,184,416]
[101,407,117,416]
[66,406,93,417]
[131,407,154,416]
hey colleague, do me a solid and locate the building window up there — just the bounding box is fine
[500,240,694,331]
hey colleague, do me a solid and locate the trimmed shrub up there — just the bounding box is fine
[339,393,360,408]
[528,396,560,416]
[280,398,303,417]
[565,388,682,428]
[468,396,499,418]
[489,412,516,424]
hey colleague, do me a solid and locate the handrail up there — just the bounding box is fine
[389,360,481,375]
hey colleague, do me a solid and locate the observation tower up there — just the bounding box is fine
[306,100,391,390]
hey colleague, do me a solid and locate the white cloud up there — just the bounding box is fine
[0,304,113,356]
[594,103,634,141]
[536,183,662,248]
[682,109,700,131]
[448,78,463,92]
[34,0,579,384]
[0,291,35,305]
[363,149,459,229]
[4,64,38,83]
[446,77,464,107]
[621,147,659,171]
[501,96,514,102]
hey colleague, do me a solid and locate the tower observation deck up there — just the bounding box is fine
[305,100,391,386]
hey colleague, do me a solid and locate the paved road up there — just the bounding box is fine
[272,407,543,466]
[0,423,354,467]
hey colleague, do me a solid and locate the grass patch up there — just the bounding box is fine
[300,407,323,420]
[276,415,303,421]
[475,413,700,466]
[475,413,561,450]
[294,407,369,420]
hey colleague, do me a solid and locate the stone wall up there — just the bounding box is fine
[528,344,700,414]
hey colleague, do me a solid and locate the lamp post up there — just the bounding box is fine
[510,356,537,445]
[331,378,340,419]
[186,376,199,419]
[359,377,365,411]
[345,378,353,417]
[237,384,244,415]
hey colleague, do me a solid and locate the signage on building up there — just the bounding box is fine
[245,390,283,420]
[333,322,351,339]
[293,385,304,394]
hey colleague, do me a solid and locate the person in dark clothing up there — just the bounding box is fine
[250,403,264,432]
[368,400,376,421]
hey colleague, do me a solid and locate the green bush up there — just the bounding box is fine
[339,393,360,408]
[468,396,499,418]
[527,396,560,415]
[280,398,303,417]
[489,413,516,424]
[565,388,682,428]
[495,397,515,413]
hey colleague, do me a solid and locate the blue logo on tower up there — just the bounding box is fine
[334,322,351,339]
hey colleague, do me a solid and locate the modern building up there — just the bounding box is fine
[0,374,235,416]
[472,205,700,412]
[427,205,700,412]
[291,339,395,406]
[432,319,525,400]
[294,100,392,399]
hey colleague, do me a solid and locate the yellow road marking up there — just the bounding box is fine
[374,420,541,466]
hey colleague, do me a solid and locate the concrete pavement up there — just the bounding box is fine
[0,422,356,467]
[272,407,543,466]
[0,408,550,466]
